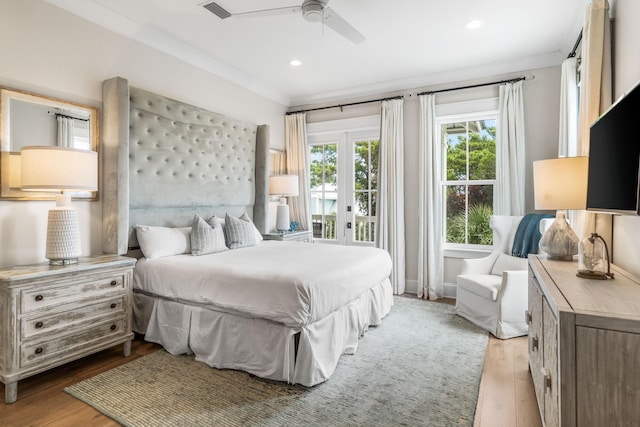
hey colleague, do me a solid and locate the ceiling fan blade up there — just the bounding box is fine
[322,7,365,44]
[233,6,302,19]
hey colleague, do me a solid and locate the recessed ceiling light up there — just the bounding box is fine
[466,20,482,30]
[289,59,302,67]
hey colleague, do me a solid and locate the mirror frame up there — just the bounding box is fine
[0,87,99,201]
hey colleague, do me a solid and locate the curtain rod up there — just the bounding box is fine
[567,30,583,58]
[286,95,404,115]
[55,112,89,122]
[287,75,531,114]
[416,76,530,96]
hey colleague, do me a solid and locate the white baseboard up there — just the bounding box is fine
[402,280,457,299]
[443,282,457,299]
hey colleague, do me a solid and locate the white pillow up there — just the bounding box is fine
[491,253,528,276]
[136,225,191,259]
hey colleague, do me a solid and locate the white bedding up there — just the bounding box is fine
[134,241,393,327]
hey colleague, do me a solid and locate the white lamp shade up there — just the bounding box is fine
[533,157,588,210]
[21,146,98,192]
[269,174,299,196]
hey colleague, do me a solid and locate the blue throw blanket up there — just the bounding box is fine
[511,213,554,258]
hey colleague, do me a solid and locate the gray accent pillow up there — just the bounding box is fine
[191,214,228,256]
[224,213,258,249]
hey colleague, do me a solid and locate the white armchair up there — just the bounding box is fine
[455,215,530,339]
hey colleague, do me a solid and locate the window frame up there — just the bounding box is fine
[438,110,499,251]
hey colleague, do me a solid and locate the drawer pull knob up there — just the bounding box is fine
[110,324,117,331]
[35,321,44,329]
[110,280,118,286]
[35,347,43,355]
[541,368,552,391]
[110,303,117,309]
[35,294,44,302]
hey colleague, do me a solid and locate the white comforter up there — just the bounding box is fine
[134,241,392,327]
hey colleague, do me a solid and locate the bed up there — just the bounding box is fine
[101,77,394,386]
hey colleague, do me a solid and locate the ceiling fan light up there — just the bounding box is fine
[302,1,324,22]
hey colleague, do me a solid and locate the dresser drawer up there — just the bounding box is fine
[20,272,126,314]
[21,297,126,340]
[20,318,126,368]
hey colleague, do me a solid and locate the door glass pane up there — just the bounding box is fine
[468,185,494,245]
[353,139,378,244]
[445,184,467,244]
[309,143,337,240]
[444,122,468,180]
[468,119,496,180]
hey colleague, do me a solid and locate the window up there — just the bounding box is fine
[352,138,378,243]
[307,116,380,246]
[441,115,497,247]
[309,142,338,240]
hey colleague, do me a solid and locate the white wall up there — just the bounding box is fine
[303,66,561,294]
[609,0,640,278]
[0,0,286,267]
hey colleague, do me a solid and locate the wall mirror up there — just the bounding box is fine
[0,87,99,200]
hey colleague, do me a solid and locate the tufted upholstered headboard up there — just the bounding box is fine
[101,77,269,254]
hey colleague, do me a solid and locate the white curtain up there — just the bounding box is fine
[558,57,579,157]
[56,115,75,147]
[417,94,443,300]
[495,81,526,216]
[573,0,612,240]
[375,99,405,294]
[270,150,286,175]
[284,113,312,231]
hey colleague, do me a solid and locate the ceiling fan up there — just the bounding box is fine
[202,0,366,45]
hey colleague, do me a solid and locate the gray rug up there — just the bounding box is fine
[65,297,488,426]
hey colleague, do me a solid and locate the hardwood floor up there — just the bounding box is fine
[0,337,161,427]
[1,331,541,426]
[474,336,542,427]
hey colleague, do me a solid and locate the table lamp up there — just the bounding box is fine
[269,174,299,232]
[533,157,588,260]
[21,146,98,265]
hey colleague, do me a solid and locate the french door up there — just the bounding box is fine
[308,129,379,246]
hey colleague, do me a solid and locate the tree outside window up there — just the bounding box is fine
[443,118,496,246]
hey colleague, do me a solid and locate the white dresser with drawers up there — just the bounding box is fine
[0,255,136,403]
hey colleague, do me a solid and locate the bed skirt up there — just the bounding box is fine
[132,278,393,386]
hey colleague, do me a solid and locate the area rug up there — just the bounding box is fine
[65,297,488,426]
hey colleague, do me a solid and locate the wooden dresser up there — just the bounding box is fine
[0,255,136,403]
[527,255,640,427]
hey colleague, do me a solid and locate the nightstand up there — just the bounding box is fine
[262,230,313,243]
[0,254,136,403]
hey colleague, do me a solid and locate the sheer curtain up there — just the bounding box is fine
[495,81,526,216]
[375,99,405,294]
[56,115,75,147]
[284,113,311,231]
[417,94,443,300]
[573,0,612,240]
[558,57,579,158]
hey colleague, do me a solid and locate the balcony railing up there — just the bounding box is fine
[311,214,376,242]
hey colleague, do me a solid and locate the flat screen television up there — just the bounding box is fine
[586,80,640,215]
